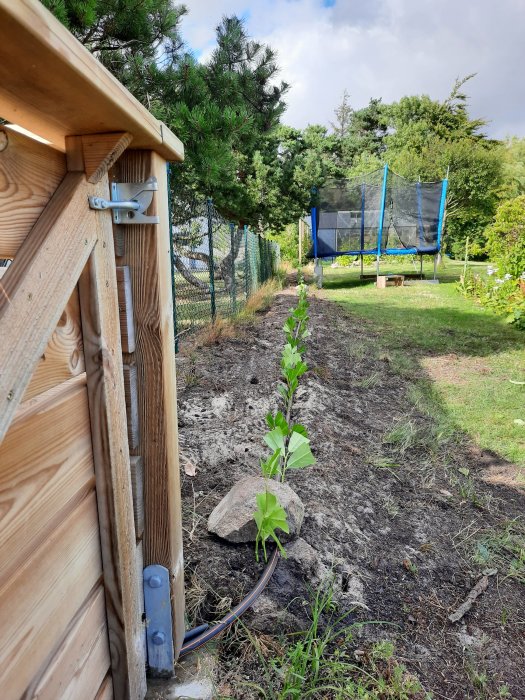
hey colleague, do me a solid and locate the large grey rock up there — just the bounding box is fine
[207,476,304,543]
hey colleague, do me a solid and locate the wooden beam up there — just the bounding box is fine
[0,172,97,443]
[82,132,133,184]
[0,0,184,162]
[0,126,67,258]
[117,150,185,661]
[77,172,147,700]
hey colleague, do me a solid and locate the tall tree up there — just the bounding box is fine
[330,90,353,138]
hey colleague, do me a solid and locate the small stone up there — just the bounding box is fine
[207,476,304,543]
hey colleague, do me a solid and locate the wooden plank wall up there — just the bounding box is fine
[0,338,112,700]
[0,128,148,699]
[0,121,184,695]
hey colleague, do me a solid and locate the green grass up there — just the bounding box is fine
[236,582,428,700]
[318,258,525,471]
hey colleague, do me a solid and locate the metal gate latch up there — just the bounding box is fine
[88,176,160,225]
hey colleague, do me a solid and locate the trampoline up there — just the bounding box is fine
[309,165,448,279]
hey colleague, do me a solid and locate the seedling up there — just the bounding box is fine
[253,283,316,560]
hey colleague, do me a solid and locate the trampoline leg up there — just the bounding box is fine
[376,255,380,279]
[433,254,438,280]
[314,258,323,289]
[360,255,364,278]
[420,254,423,279]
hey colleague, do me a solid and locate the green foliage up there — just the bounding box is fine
[42,0,185,57]
[245,582,427,699]
[502,137,525,198]
[485,196,525,278]
[253,491,289,562]
[254,283,315,560]
[458,197,525,329]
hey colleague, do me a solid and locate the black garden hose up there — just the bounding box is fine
[179,547,280,657]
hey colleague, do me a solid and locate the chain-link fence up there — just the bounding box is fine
[170,197,280,348]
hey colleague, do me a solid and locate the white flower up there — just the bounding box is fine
[504,273,512,281]
[495,278,503,285]
[521,272,525,280]
[486,266,495,276]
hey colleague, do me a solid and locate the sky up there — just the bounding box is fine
[179,0,525,139]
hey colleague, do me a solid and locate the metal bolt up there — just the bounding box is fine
[151,631,165,646]
[148,575,162,588]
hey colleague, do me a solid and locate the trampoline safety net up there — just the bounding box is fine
[310,166,447,258]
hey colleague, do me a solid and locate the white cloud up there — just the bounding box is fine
[180,0,525,138]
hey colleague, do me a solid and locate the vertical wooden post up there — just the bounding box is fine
[115,150,185,662]
[75,171,148,699]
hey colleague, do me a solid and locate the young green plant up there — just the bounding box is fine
[254,284,316,561]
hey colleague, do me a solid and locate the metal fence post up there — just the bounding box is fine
[166,163,179,352]
[229,223,237,313]
[244,225,249,299]
[206,198,216,322]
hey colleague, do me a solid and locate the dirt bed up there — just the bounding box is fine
[176,288,525,699]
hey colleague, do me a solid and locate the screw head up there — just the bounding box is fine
[148,575,162,588]
[151,631,165,646]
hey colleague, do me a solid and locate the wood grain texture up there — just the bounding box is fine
[0,172,98,443]
[0,126,66,258]
[23,585,110,700]
[123,364,140,449]
[117,266,136,353]
[0,493,103,700]
[77,171,147,699]
[23,288,85,401]
[82,132,133,184]
[95,675,114,700]
[0,376,93,589]
[117,149,185,660]
[0,0,183,161]
[129,456,144,541]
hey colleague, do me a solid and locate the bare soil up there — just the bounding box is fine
[176,289,525,699]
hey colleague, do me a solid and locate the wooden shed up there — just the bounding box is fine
[0,2,186,698]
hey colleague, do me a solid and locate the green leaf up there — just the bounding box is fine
[291,423,308,438]
[260,449,281,478]
[288,430,309,453]
[253,490,289,562]
[287,442,315,469]
[281,344,302,369]
[264,427,286,452]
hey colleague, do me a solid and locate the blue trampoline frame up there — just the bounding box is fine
[310,167,449,269]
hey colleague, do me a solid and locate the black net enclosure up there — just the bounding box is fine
[309,165,448,259]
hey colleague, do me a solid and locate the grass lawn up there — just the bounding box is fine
[317,257,525,472]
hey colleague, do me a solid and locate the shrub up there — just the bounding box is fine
[485,195,525,278]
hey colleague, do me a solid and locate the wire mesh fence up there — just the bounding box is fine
[170,197,280,349]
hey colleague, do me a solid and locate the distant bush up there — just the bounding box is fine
[334,255,353,267]
[485,195,525,278]
[458,197,525,330]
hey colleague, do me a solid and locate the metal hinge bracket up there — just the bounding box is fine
[143,564,174,676]
[88,176,160,225]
